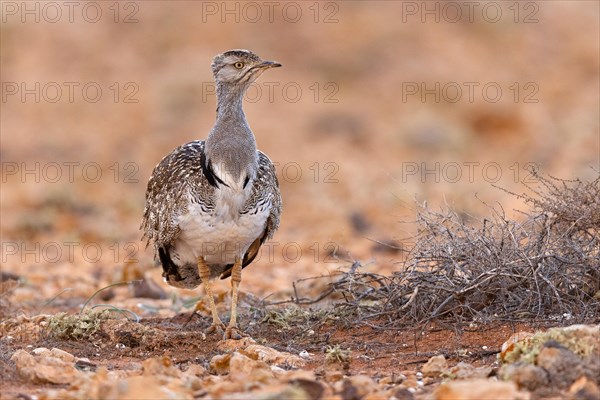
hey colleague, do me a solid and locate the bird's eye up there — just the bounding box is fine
[234,62,244,69]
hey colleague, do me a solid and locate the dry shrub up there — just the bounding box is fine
[294,173,600,328]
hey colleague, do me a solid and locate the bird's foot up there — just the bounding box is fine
[224,326,246,340]
[206,322,226,336]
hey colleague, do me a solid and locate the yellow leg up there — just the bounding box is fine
[196,257,225,334]
[225,258,244,340]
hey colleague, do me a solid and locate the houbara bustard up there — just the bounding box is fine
[141,50,282,339]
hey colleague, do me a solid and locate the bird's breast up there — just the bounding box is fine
[214,183,248,222]
[173,171,268,266]
[175,199,270,266]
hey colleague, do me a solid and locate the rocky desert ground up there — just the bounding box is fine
[1,1,599,399]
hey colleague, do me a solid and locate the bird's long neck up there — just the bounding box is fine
[215,83,245,120]
[205,82,258,187]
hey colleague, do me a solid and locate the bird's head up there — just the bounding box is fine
[211,49,281,89]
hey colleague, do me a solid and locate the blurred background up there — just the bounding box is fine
[1,1,598,304]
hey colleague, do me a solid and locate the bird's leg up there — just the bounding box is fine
[225,257,244,340]
[196,257,225,335]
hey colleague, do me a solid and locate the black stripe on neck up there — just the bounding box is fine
[200,148,228,188]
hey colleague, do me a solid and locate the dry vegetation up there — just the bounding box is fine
[261,173,600,332]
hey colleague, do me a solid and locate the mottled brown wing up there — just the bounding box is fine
[140,141,215,253]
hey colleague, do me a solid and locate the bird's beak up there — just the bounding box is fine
[258,60,282,69]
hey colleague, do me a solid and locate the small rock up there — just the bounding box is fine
[422,355,448,378]
[500,332,535,362]
[106,375,192,399]
[390,373,407,384]
[265,385,314,400]
[107,369,140,380]
[338,379,361,400]
[324,370,344,383]
[338,375,378,399]
[379,376,393,385]
[569,376,600,400]
[536,345,582,389]
[216,337,256,352]
[209,353,232,375]
[402,375,419,389]
[500,362,549,391]
[299,350,310,359]
[74,359,98,372]
[450,362,492,380]
[271,365,286,374]
[392,387,416,400]
[183,364,207,377]
[31,347,51,356]
[185,375,204,392]
[181,365,206,392]
[434,379,530,400]
[229,352,273,382]
[11,349,82,385]
[501,325,599,365]
[141,356,181,378]
[243,344,306,368]
[51,347,76,362]
[290,378,325,399]
[204,378,239,398]
[280,369,317,382]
